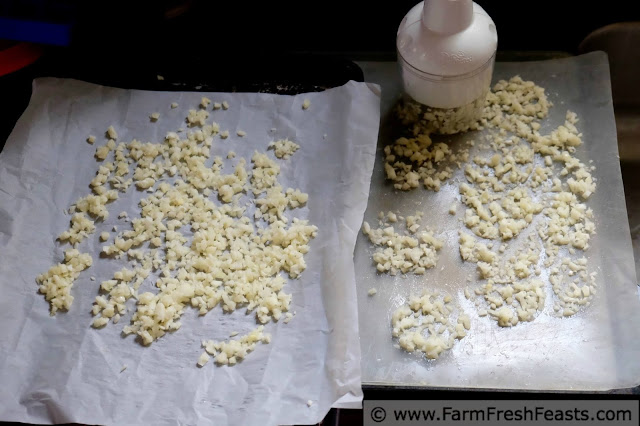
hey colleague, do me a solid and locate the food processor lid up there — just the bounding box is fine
[397,0,498,77]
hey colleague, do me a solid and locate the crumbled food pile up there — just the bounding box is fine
[269,138,300,160]
[36,97,316,367]
[398,90,488,135]
[392,291,470,359]
[362,211,443,275]
[382,133,464,192]
[36,249,93,315]
[371,75,598,330]
[200,326,271,366]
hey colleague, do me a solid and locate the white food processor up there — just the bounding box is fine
[397,0,498,134]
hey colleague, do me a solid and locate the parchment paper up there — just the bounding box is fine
[356,52,640,390]
[0,78,381,424]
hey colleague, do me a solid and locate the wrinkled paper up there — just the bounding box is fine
[0,78,381,424]
[356,52,640,391]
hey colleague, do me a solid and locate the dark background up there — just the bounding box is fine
[72,0,639,58]
[3,0,639,113]
[3,0,640,56]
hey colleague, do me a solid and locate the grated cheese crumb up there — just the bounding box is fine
[362,217,442,275]
[269,138,300,159]
[106,126,118,140]
[392,290,468,359]
[197,352,210,367]
[378,75,599,329]
[39,94,319,371]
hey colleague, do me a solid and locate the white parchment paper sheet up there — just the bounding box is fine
[356,52,640,390]
[0,78,381,425]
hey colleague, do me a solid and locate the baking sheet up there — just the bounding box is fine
[0,78,381,424]
[356,52,640,390]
